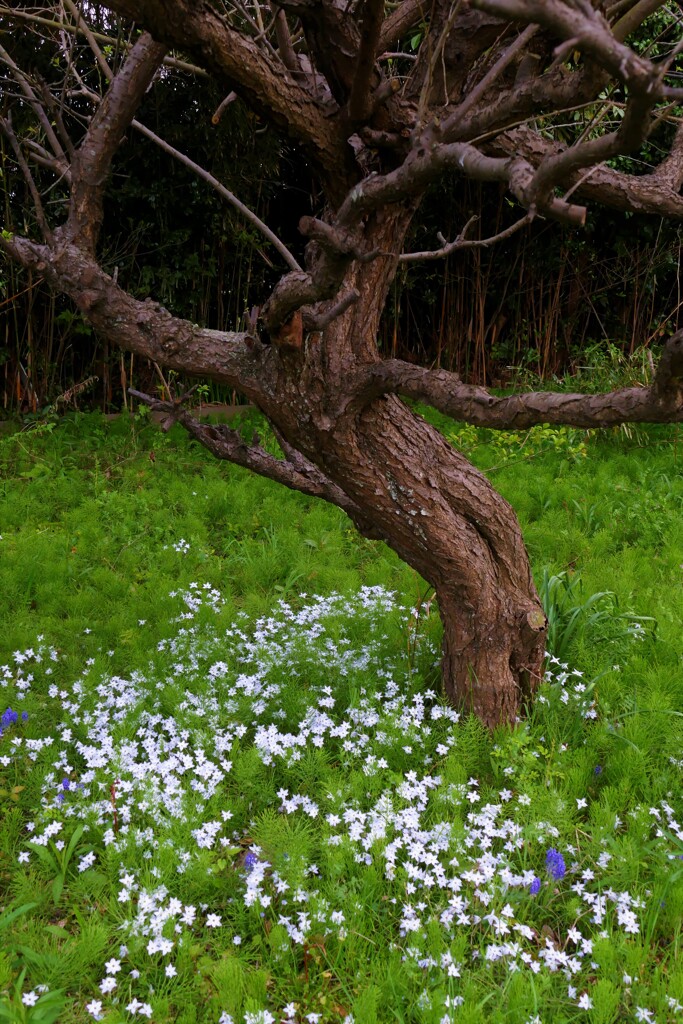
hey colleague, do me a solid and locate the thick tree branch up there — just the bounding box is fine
[524,88,657,213]
[8,233,265,396]
[494,124,683,217]
[276,0,361,107]
[650,117,683,190]
[473,0,665,93]
[452,65,604,142]
[377,0,427,53]
[335,138,586,226]
[360,333,683,428]
[303,289,360,330]
[67,32,167,251]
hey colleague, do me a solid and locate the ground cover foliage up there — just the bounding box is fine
[0,412,682,1024]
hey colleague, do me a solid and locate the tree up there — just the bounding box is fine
[2,0,683,727]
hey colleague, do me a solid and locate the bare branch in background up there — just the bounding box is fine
[0,114,54,242]
[399,213,532,261]
[131,120,302,271]
[0,42,69,166]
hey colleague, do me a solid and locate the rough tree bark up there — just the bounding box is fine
[2,1,683,727]
[255,207,547,726]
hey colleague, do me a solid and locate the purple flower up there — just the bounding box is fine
[244,851,258,872]
[545,848,566,881]
[21,711,29,722]
[529,876,541,895]
[62,778,71,791]
[1,708,18,728]
[594,765,603,775]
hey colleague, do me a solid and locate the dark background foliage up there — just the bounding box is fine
[2,9,681,412]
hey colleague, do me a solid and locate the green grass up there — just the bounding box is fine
[0,410,681,1024]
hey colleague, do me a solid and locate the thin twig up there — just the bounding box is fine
[0,42,68,165]
[131,119,302,272]
[399,213,532,262]
[0,114,54,243]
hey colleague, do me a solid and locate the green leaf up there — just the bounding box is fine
[26,844,59,874]
[61,824,85,870]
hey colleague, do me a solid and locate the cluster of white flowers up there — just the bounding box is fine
[3,583,682,1022]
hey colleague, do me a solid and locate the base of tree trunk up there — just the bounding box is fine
[286,393,549,728]
[439,590,547,728]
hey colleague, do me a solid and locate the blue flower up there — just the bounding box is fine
[244,851,258,872]
[594,765,603,775]
[530,876,541,895]
[21,711,29,722]
[1,708,18,728]
[61,778,71,791]
[545,848,566,881]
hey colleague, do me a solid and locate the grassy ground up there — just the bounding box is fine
[0,410,681,1024]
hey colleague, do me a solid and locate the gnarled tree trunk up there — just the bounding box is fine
[269,385,547,727]
[254,205,547,727]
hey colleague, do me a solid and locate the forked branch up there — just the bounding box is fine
[399,213,532,262]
